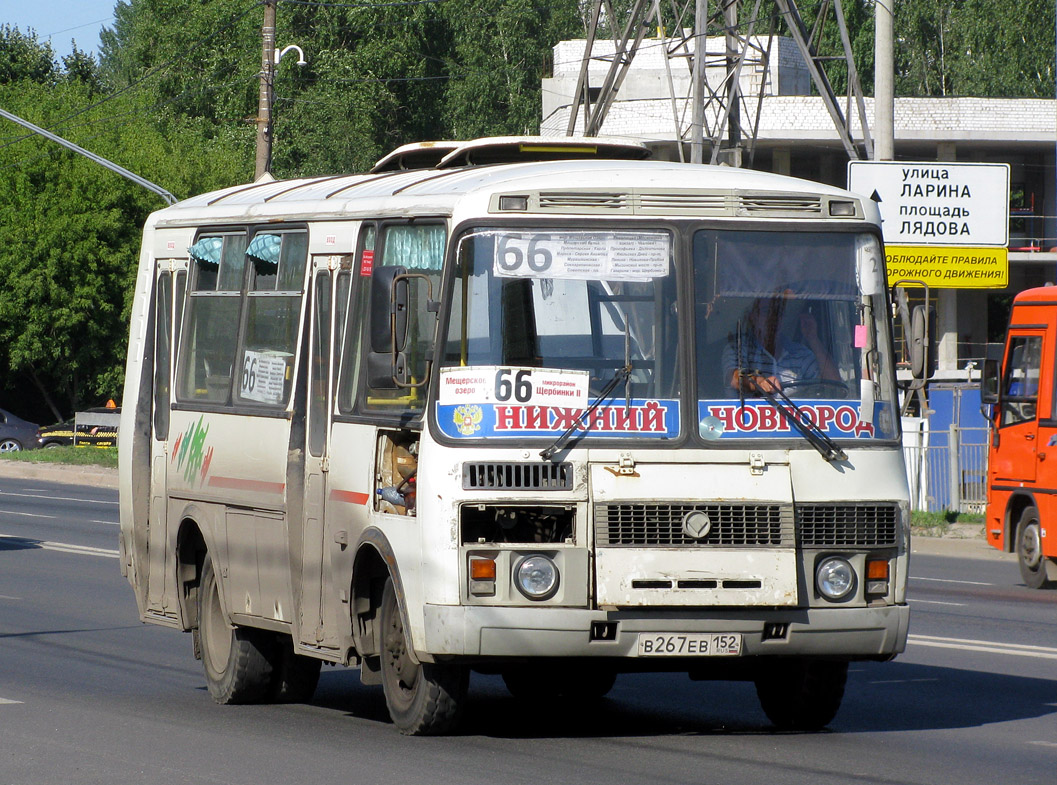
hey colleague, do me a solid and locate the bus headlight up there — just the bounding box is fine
[514,555,559,600]
[816,557,855,601]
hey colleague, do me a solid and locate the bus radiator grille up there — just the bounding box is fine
[595,503,793,547]
[463,462,574,491]
[796,503,899,548]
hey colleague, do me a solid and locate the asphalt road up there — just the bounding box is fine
[1,470,1055,785]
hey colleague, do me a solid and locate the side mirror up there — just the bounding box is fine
[909,304,937,380]
[980,342,1003,405]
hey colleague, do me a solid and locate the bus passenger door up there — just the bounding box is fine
[299,262,335,648]
[147,260,185,615]
[993,331,1044,484]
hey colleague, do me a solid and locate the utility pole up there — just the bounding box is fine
[873,0,894,161]
[255,0,277,180]
[690,0,707,164]
[723,0,741,164]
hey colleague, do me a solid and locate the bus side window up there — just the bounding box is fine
[176,233,247,404]
[235,230,308,408]
[1001,335,1042,426]
[337,225,376,415]
[153,271,173,439]
[358,223,445,414]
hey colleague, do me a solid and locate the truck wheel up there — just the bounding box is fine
[379,577,468,735]
[198,556,276,704]
[754,659,847,731]
[1016,507,1056,589]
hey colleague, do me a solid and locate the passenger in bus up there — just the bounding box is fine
[723,292,841,395]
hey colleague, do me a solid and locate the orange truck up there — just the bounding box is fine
[981,286,1057,588]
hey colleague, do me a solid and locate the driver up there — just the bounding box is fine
[723,292,840,394]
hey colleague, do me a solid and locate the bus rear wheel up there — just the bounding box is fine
[1016,507,1056,589]
[198,557,276,704]
[754,659,847,731]
[379,577,468,735]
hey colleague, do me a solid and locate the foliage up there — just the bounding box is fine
[0,24,59,85]
[910,509,985,535]
[894,0,1056,97]
[442,0,583,138]
[0,445,118,468]
[0,31,245,422]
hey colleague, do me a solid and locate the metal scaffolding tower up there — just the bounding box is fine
[565,0,873,165]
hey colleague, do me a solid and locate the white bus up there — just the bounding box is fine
[119,137,910,735]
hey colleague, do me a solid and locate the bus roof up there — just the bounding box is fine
[149,156,873,229]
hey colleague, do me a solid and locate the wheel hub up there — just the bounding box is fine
[1021,523,1043,569]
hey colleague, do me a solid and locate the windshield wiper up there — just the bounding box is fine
[541,322,634,461]
[743,377,848,463]
[540,364,632,461]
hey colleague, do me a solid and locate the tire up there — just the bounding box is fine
[502,664,616,701]
[270,637,322,703]
[379,577,468,735]
[0,439,22,452]
[1016,507,1056,589]
[197,557,276,704]
[754,659,848,731]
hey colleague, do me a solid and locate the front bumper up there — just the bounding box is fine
[421,603,910,661]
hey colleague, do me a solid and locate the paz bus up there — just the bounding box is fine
[118,137,910,735]
[981,286,1057,588]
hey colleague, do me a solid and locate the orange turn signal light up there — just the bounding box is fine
[470,558,497,581]
[866,559,890,580]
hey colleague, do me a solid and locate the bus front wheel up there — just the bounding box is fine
[379,577,468,735]
[198,557,276,704]
[754,658,847,731]
[1016,507,1056,589]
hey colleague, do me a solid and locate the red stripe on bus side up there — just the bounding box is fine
[330,489,371,505]
[208,476,286,494]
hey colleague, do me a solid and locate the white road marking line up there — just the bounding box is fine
[0,698,23,705]
[911,576,994,586]
[909,634,1057,660]
[0,512,117,525]
[0,491,116,506]
[0,594,22,600]
[1027,741,1057,748]
[908,599,966,606]
[0,534,118,559]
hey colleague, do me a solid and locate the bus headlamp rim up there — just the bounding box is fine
[815,556,856,601]
[514,555,559,600]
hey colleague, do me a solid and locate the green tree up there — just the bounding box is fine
[0,30,244,419]
[442,0,582,138]
[894,0,1056,97]
[0,25,59,85]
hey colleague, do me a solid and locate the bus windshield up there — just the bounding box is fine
[694,229,898,442]
[438,228,681,442]
[436,226,897,444]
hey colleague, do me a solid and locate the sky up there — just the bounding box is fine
[1,0,116,60]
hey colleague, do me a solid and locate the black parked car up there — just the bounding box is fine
[37,407,120,448]
[0,408,41,452]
